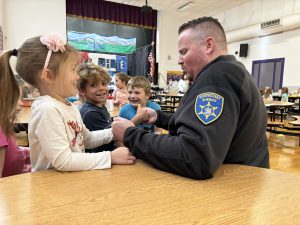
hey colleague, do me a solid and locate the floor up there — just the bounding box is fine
[16,131,300,175]
[268,132,300,175]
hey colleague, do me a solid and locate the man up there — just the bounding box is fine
[112,16,269,179]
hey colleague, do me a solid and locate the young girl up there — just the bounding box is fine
[0,50,31,177]
[8,34,135,172]
[112,72,130,107]
[262,86,273,101]
[77,63,115,153]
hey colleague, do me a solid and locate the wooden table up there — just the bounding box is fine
[16,106,120,124]
[1,161,300,224]
[264,100,295,122]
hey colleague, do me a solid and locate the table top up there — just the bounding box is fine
[157,93,184,97]
[264,100,295,107]
[1,161,300,224]
[16,105,120,124]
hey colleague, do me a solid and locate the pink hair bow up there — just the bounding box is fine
[40,33,67,69]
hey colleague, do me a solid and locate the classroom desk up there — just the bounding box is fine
[1,161,300,224]
[264,100,295,122]
[16,106,120,124]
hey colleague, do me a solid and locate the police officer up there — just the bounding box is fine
[112,16,269,179]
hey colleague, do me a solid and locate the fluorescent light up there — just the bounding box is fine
[177,1,194,11]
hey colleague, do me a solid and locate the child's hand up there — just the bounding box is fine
[131,104,148,125]
[111,147,136,165]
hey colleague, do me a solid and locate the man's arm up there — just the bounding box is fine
[123,88,240,180]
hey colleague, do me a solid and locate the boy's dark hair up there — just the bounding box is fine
[127,76,151,95]
[178,16,227,45]
[77,63,111,91]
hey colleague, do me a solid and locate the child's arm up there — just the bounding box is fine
[131,104,149,125]
[31,103,113,171]
[111,147,135,165]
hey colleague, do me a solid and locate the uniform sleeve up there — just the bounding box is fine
[33,105,112,171]
[155,110,173,130]
[123,86,239,179]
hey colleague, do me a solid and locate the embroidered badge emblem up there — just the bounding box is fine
[195,92,224,125]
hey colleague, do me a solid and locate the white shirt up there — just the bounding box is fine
[178,79,189,93]
[29,96,113,171]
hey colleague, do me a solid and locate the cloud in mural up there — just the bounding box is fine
[68,31,136,54]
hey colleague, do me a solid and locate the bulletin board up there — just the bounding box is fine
[166,70,183,84]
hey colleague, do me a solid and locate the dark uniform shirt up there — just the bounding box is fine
[80,102,115,152]
[123,55,269,179]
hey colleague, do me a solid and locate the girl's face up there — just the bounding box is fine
[81,78,109,107]
[114,76,126,89]
[127,86,150,108]
[54,55,79,102]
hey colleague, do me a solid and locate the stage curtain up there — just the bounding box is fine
[66,0,157,29]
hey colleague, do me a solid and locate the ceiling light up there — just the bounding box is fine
[177,1,194,11]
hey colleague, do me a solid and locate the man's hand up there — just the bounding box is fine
[112,117,135,142]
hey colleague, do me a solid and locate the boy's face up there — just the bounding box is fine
[128,86,150,108]
[81,77,109,106]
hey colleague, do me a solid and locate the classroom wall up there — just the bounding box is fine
[3,0,66,49]
[158,0,300,89]
[2,0,300,90]
[0,0,3,27]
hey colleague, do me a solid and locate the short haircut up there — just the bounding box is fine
[77,63,111,91]
[178,16,227,47]
[127,76,151,95]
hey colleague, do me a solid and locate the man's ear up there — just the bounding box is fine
[205,37,215,54]
[40,69,55,84]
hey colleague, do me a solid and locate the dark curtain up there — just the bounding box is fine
[66,0,157,29]
[129,45,150,77]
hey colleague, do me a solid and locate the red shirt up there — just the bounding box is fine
[0,127,27,177]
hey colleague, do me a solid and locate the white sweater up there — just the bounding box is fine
[29,96,113,172]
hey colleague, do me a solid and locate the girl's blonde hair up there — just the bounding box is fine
[16,36,78,86]
[127,76,151,95]
[0,50,20,136]
[263,86,273,99]
[115,72,131,85]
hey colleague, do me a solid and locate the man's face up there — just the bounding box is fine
[178,29,207,82]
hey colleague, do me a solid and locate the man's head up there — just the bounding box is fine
[127,76,151,108]
[178,16,228,81]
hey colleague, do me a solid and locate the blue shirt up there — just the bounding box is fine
[119,101,161,132]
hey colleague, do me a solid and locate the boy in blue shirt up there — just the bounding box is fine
[119,76,161,133]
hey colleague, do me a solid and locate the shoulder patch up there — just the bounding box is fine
[195,92,224,125]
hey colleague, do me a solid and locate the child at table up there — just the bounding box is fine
[0,50,32,177]
[119,76,161,133]
[77,63,115,153]
[112,72,130,107]
[263,86,273,101]
[3,34,135,172]
[281,87,289,102]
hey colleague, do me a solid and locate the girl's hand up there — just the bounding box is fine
[111,147,136,165]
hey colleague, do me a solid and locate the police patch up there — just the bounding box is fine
[195,92,224,125]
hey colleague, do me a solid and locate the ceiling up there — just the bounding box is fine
[107,0,250,21]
